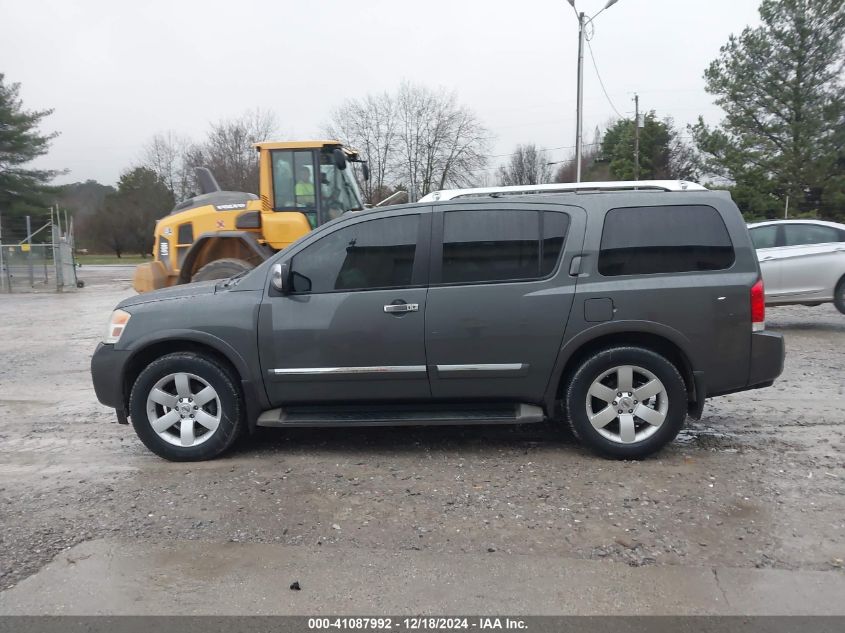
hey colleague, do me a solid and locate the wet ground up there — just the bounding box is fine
[0,265,843,608]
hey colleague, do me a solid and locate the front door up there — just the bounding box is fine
[425,203,586,402]
[259,211,431,406]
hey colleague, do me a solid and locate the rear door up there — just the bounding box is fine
[777,223,845,300]
[258,209,432,405]
[424,202,586,402]
[571,200,751,396]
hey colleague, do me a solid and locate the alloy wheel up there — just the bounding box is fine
[585,365,668,444]
[145,372,221,447]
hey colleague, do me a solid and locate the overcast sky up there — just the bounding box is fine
[1,0,762,188]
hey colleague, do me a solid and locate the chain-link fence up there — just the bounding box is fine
[0,210,81,293]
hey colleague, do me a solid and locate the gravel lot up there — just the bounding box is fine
[0,265,843,594]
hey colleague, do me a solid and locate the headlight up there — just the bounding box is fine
[105,309,131,344]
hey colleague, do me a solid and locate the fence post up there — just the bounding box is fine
[52,207,62,291]
[0,209,5,293]
[26,215,35,287]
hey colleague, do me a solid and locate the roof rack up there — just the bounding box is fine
[418,180,707,202]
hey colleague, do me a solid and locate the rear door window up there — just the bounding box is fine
[783,224,842,246]
[440,210,570,284]
[598,205,734,276]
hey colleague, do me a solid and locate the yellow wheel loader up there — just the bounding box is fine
[133,140,368,292]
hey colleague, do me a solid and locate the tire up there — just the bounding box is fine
[191,258,253,282]
[835,277,845,315]
[129,352,243,461]
[565,346,688,459]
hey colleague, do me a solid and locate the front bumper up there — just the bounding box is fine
[91,342,132,410]
[748,330,786,388]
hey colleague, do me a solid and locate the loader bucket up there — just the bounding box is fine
[133,261,169,293]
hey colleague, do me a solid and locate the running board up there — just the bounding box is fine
[256,403,545,428]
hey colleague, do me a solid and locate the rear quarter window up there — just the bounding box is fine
[598,205,735,276]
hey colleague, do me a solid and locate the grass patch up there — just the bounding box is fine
[75,254,149,266]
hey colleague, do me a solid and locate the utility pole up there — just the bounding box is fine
[567,1,622,183]
[574,10,586,183]
[633,93,640,181]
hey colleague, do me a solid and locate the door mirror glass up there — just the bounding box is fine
[332,148,347,170]
[271,262,291,294]
[361,162,370,181]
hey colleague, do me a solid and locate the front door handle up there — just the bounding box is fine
[760,256,775,261]
[384,303,419,314]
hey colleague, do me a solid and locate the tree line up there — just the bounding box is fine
[1,0,843,257]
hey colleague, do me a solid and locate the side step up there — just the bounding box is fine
[256,403,545,428]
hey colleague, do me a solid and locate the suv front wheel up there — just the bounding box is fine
[565,346,687,459]
[129,352,244,461]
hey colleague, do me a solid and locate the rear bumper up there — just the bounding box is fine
[91,342,131,410]
[748,330,785,388]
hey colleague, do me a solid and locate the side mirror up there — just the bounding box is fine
[332,148,347,171]
[271,262,291,294]
[361,162,370,181]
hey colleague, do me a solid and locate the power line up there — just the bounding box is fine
[586,39,625,120]
[489,142,602,161]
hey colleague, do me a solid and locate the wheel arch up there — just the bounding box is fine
[120,330,266,430]
[178,231,274,283]
[546,322,702,417]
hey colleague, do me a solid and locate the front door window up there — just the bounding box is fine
[290,215,419,293]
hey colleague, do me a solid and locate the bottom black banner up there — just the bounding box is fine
[0,617,843,633]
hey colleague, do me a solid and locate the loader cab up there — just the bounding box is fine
[258,141,365,250]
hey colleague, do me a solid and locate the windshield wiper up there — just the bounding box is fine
[217,269,250,289]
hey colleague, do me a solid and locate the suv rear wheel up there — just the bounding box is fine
[129,352,243,461]
[565,346,687,459]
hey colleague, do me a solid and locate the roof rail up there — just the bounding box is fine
[418,180,707,202]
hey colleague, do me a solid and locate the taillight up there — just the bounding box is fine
[751,278,765,331]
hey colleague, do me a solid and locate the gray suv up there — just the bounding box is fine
[91,187,785,461]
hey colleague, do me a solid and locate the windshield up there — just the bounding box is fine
[319,151,364,221]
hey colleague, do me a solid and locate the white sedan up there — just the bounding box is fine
[748,220,845,314]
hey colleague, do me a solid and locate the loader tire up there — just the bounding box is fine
[191,258,253,283]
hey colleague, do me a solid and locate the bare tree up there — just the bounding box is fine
[553,143,603,183]
[325,92,398,205]
[141,131,197,202]
[197,108,279,193]
[326,83,489,202]
[553,127,608,182]
[395,82,489,199]
[497,144,552,186]
[140,109,278,199]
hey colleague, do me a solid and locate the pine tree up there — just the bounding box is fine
[692,0,845,219]
[0,73,60,210]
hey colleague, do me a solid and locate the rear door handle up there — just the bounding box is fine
[760,256,775,261]
[384,303,419,313]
